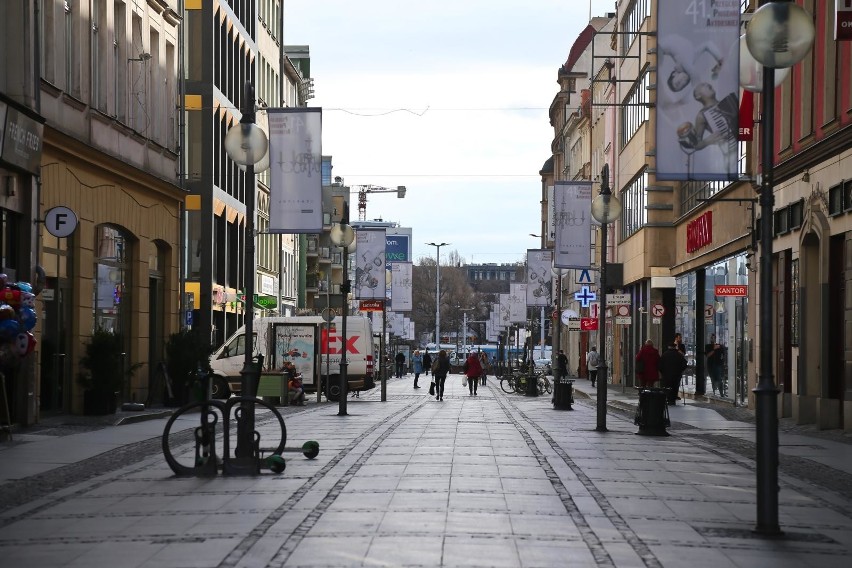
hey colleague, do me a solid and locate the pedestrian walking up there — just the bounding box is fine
[478,352,489,386]
[433,350,451,401]
[412,350,423,389]
[395,351,406,379]
[659,342,687,404]
[422,351,432,377]
[557,349,568,381]
[635,340,661,388]
[586,347,599,387]
[704,334,726,396]
[463,352,482,396]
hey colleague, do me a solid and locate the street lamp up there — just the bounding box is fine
[330,211,355,416]
[551,265,567,375]
[590,164,621,432]
[223,81,268,471]
[426,242,449,348]
[529,234,547,361]
[745,0,814,536]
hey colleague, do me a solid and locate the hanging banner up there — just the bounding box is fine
[656,1,741,181]
[390,262,413,312]
[508,283,527,323]
[499,294,512,328]
[354,229,386,300]
[526,249,553,307]
[267,108,323,232]
[554,181,592,269]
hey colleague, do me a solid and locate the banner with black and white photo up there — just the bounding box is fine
[354,229,386,300]
[499,294,512,328]
[390,262,412,312]
[526,249,553,307]
[656,1,740,181]
[509,283,527,323]
[267,108,324,232]
[554,181,592,269]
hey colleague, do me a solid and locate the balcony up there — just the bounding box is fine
[306,237,319,256]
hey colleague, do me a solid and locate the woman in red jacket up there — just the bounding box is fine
[635,339,661,388]
[464,353,483,396]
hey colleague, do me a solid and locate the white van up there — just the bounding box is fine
[209,315,375,400]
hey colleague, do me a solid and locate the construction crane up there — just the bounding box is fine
[356,185,407,221]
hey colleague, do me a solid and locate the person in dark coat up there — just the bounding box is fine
[395,351,406,378]
[422,351,433,377]
[433,350,451,401]
[659,343,687,404]
[635,340,661,388]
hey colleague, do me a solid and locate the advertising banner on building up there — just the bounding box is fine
[526,249,553,307]
[354,229,386,299]
[554,181,592,268]
[509,283,527,323]
[499,294,512,328]
[267,108,324,232]
[390,262,413,312]
[656,1,741,181]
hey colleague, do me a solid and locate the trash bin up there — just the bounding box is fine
[552,377,574,410]
[634,388,670,436]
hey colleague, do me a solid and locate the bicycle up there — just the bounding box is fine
[537,374,553,395]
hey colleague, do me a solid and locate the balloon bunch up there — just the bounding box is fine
[0,273,39,367]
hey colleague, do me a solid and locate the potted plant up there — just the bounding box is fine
[164,329,214,406]
[78,329,140,415]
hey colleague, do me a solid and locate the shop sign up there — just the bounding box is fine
[255,295,277,309]
[686,211,713,253]
[580,317,598,331]
[359,299,384,312]
[1,104,44,175]
[715,284,748,297]
[838,0,852,41]
[567,317,581,330]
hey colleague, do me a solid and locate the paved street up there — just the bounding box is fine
[1,374,851,567]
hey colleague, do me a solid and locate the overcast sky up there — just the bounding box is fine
[284,0,616,266]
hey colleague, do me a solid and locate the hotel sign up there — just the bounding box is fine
[686,211,713,253]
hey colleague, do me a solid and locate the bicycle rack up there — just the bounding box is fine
[161,396,289,476]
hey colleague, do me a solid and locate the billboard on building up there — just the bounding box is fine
[656,1,741,181]
[526,249,553,307]
[390,262,413,312]
[267,108,324,232]
[554,181,592,269]
[354,228,386,300]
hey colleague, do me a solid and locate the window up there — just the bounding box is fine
[619,70,649,148]
[845,180,852,212]
[790,258,799,345]
[621,0,650,54]
[65,0,73,92]
[828,183,844,216]
[93,225,131,334]
[773,207,789,236]
[621,170,648,240]
[789,199,804,230]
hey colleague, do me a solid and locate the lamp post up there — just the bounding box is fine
[330,209,355,416]
[551,265,566,375]
[457,307,475,357]
[426,242,449,348]
[223,82,269,470]
[745,0,814,536]
[590,164,622,432]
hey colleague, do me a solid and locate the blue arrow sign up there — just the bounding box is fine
[574,286,597,308]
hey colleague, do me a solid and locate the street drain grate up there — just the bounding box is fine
[696,526,838,544]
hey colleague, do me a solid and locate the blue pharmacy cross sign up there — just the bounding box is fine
[574,286,597,308]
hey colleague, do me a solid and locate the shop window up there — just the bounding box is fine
[0,209,21,278]
[828,183,843,216]
[789,199,804,230]
[93,225,131,335]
